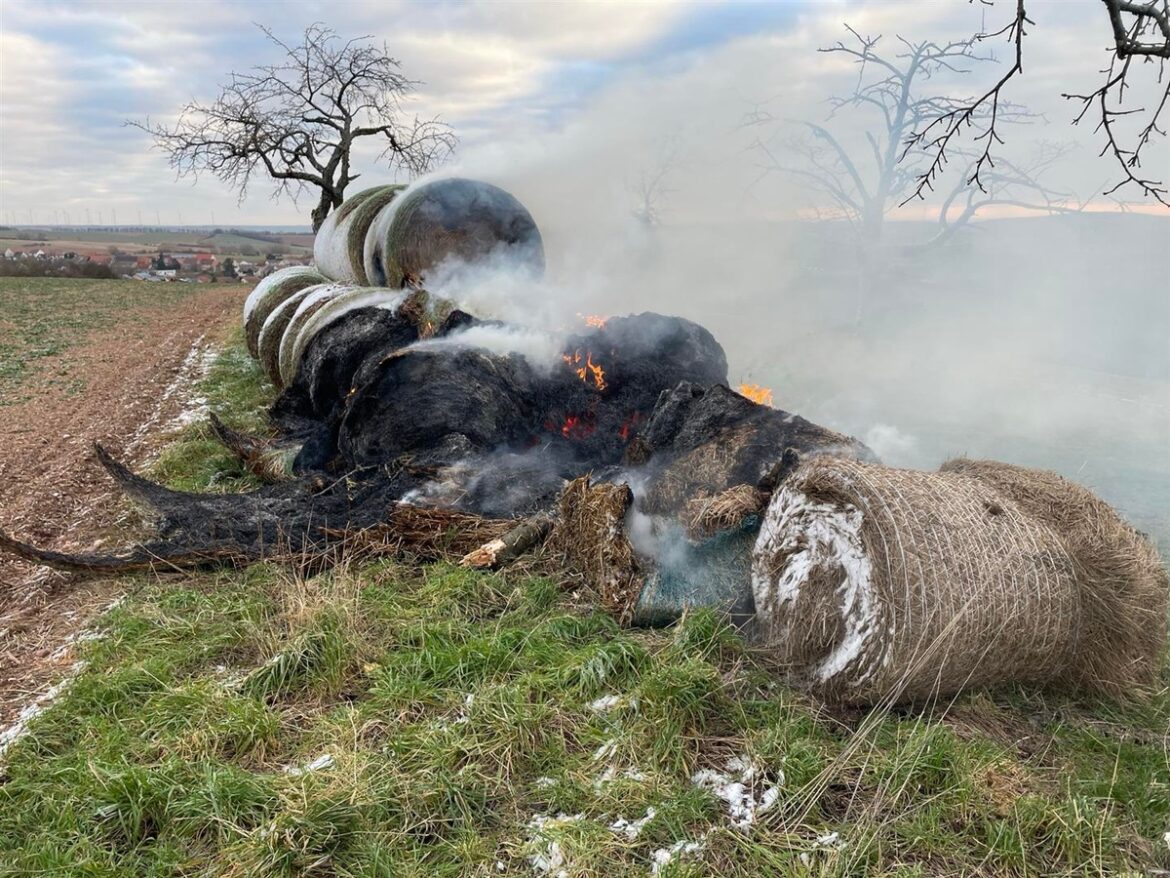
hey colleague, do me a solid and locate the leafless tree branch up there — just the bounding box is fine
[128,23,455,231]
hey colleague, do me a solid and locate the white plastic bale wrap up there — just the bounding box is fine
[750,457,1082,704]
[362,193,406,287]
[242,266,328,359]
[312,185,402,283]
[279,287,408,388]
[276,284,359,388]
[257,283,333,386]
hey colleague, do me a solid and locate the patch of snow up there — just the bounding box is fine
[126,336,219,456]
[651,836,707,875]
[285,753,335,776]
[592,738,618,762]
[751,485,877,685]
[609,806,656,840]
[534,776,557,789]
[816,830,847,850]
[526,812,583,878]
[690,755,783,831]
[589,694,622,712]
[0,661,85,761]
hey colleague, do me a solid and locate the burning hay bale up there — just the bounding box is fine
[243,266,330,359]
[371,177,545,288]
[272,288,417,424]
[751,456,1168,704]
[549,477,643,622]
[313,185,405,283]
[635,383,872,516]
[337,346,542,467]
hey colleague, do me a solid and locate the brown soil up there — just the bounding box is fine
[0,284,243,729]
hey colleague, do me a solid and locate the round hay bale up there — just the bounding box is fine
[939,458,1169,695]
[279,287,408,390]
[375,177,545,288]
[257,283,334,386]
[276,284,361,388]
[242,266,328,358]
[313,185,403,282]
[751,457,1094,705]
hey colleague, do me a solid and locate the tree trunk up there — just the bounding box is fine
[310,189,343,233]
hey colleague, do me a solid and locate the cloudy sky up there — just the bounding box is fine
[1,0,1165,227]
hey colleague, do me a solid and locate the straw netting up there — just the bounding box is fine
[548,477,643,623]
[313,186,400,283]
[274,284,364,388]
[751,457,1121,705]
[242,267,329,359]
[940,457,1169,695]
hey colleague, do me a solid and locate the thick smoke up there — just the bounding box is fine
[423,5,1169,549]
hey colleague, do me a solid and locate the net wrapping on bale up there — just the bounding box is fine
[751,457,1167,705]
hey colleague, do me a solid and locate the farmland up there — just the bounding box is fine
[0,277,215,402]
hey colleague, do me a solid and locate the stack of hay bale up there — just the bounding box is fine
[241,177,544,391]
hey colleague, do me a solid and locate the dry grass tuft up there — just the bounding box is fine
[548,477,643,623]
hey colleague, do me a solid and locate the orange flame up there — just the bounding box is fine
[577,312,608,329]
[738,382,774,407]
[562,349,607,391]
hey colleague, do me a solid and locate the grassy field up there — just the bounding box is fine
[1,336,1169,876]
[0,277,206,403]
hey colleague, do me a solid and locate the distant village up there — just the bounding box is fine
[0,228,313,282]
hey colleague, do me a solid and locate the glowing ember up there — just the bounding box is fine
[577,313,608,329]
[618,411,644,442]
[562,349,608,391]
[738,383,774,407]
[554,413,596,440]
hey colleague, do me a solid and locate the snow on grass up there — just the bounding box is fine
[690,755,783,831]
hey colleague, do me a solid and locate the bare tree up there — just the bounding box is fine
[131,23,455,231]
[745,25,1071,249]
[628,136,681,227]
[905,0,1170,206]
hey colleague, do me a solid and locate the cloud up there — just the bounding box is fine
[0,0,1165,226]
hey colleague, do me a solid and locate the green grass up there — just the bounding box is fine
[0,276,205,402]
[2,335,1169,877]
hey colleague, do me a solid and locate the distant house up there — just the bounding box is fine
[154,269,177,278]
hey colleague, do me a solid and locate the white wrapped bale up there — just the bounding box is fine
[272,283,356,388]
[257,284,334,387]
[312,185,403,283]
[242,266,329,358]
[369,177,545,289]
[278,287,410,389]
